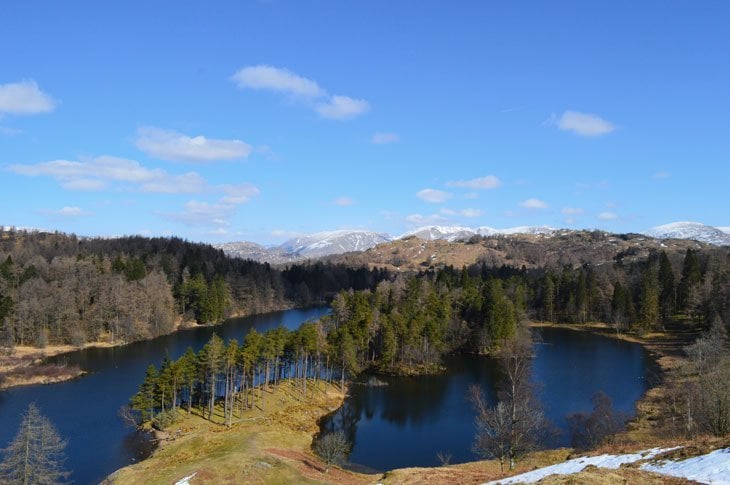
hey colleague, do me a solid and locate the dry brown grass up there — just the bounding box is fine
[0,345,89,389]
[106,381,379,485]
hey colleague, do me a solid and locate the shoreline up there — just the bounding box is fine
[0,303,314,391]
[105,381,377,484]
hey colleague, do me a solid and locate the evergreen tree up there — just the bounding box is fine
[638,264,660,333]
[0,403,69,485]
[658,251,676,322]
[542,274,555,322]
[199,334,225,421]
[678,248,702,316]
[131,364,159,421]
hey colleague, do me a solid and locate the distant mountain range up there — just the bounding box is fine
[644,221,730,247]
[214,221,727,264]
[216,222,730,264]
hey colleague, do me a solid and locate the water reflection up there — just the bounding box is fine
[321,328,648,472]
[0,307,329,485]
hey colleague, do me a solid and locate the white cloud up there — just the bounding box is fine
[140,172,209,194]
[549,110,616,137]
[61,178,108,191]
[441,208,483,218]
[520,198,548,209]
[165,200,235,227]
[460,208,483,218]
[0,80,56,115]
[219,183,261,204]
[0,125,23,136]
[7,155,257,197]
[446,175,502,190]
[135,127,252,163]
[40,206,92,217]
[371,132,399,144]
[598,211,619,220]
[405,213,448,225]
[417,188,452,203]
[561,207,585,216]
[334,197,354,206]
[231,65,369,120]
[230,65,325,98]
[315,95,370,120]
[652,171,671,180]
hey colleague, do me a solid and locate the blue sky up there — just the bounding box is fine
[1,1,728,244]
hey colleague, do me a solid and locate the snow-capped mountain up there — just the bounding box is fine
[400,225,555,242]
[215,230,392,263]
[718,227,730,235]
[279,230,392,258]
[644,222,730,246]
[400,225,477,242]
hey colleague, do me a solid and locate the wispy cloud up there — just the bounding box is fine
[39,206,93,218]
[561,207,585,216]
[598,211,619,220]
[446,175,502,190]
[219,183,261,204]
[405,213,449,225]
[7,155,257,197]
[0,80,56,115]
[230,65,325,98]
[417,188,452,203]
[371,132,399,144]
[163,200,236,227]
[440,208,483,218]
[547,110,616,137]
[231,65,369,120]
[333,197,354,206]
[315,95,369,120]
[652,171,671,180]
[520,198,548,209]
[135,127,252,163]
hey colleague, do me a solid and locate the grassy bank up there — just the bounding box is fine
[0,344,94,389]
[530,319,700,445]
[105,381,377,485]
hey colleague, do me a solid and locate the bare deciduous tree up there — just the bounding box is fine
[313,430,351,473]
[469,333,550,471]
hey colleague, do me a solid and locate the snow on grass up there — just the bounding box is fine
[484,447,681,484]
[641,448,730,484]
[174,472,196,485]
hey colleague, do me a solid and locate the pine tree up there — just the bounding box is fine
[0,403,69,484]
[199,334,225,421]
[678,248,702,316]
[638,264,660,334]
[542,275,555,322]
[131,364,159,421]
[658,251,676,323]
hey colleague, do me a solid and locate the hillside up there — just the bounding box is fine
[326,230,718,272]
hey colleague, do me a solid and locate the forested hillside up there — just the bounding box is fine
[325,246,730,374]
[0,228,388,348]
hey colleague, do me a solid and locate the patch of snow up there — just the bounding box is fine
[175,472,197,485]
[641,448,730,484]
[484,447,681,484]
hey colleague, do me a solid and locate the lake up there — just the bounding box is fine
[0,307,330,485]
[0,315,651,483]
[320,327,651,472]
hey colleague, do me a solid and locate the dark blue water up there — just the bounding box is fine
[322,327,650,472]
[0,307,329,485]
